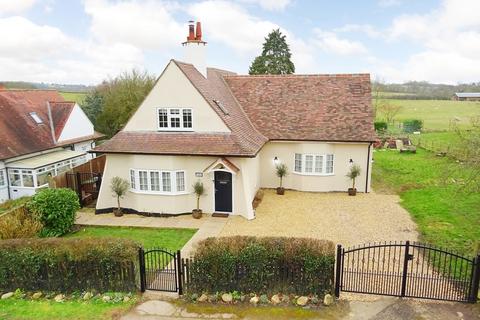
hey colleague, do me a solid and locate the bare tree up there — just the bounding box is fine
[378,101,402,124]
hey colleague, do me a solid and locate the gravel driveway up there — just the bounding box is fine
[220,189,418,247]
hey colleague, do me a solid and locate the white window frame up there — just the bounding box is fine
[293,153,335,176]
[0,169,6,188]
[129,168,188,195]
[156,107,194,131]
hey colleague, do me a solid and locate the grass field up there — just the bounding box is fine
[375,98,480,130]
[60,91,87,104]
[66,225,197,249]
[0,297,136,320]
[372,148,480,256]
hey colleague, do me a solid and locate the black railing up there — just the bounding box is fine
[335,241,480,303]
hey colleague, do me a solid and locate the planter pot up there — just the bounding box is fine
[113,209,123,217]
[276,187,285,195]
[348,188,357,196]
[192,209,203,219]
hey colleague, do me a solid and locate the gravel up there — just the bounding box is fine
[220,189,418,246]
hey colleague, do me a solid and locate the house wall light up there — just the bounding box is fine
[349,159,354,164]
[274,156,279,165]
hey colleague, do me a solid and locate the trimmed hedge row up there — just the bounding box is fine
[186,236,335,296]
[0,237,139,292]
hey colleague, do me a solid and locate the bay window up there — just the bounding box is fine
[0,169,6,188]
[157,108,193,130]
[130,169,186,194]
[293,153,335,175]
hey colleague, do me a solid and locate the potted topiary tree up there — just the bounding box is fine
[275,163,288,195]
[110,176,129,216]
[346,164,361,196]
[192,181,205,219]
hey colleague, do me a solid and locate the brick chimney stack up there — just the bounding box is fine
[182,20,207,77]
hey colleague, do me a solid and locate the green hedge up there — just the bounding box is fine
[186,236,335,296]
[374,121,388,132]
[403,119,423,133]
[0,237,139,292]
[27,188,80,237]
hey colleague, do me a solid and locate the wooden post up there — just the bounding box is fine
[469,255,480,303]
[334,244,342,298]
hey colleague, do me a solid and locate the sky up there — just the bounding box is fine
[0,0,479,85]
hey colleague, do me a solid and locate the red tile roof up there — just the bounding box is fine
[225,73,375,142]
[0,90,97,160]
[95,60,375,157]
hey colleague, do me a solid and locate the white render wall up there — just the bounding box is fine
[96,154,257,219]
[95,141,372,218]
[57,104,94,142]
[259,141,372,193]
[0,162,7,203]
[123,61,230,133]
[73,140,95,159]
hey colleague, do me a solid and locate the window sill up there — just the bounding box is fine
[156,128,194,132]
[293,172,335,177]
[129,189,189,196]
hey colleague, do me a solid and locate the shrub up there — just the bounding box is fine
[275,164,288,188]
[0,237,139,292]
[110,176,129,213]
[193,181,205,211]
[403,119,423,133]
[346,164,362,190]
[374,121,388,132]
[0,206,42,239]
[27,188,80,237]
[187,236,335,296]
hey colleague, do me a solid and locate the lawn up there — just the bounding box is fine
[65,225,197,249]
[60,91,87,104]
[375,98,480,130]
[372,148,480,256]
[0,297,136,320]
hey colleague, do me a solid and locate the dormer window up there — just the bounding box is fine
[157,108,193,131]
[29,112,43,124]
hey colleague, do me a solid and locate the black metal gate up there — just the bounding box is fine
[139,248,182,293]
[66,172,102,207]
[335,241,480,303]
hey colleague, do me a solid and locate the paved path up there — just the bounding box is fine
[120,297,480,320]
[75,211,227,256]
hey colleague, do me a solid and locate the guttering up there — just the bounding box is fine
[365,142,372,193]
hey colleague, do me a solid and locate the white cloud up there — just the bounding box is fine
[187,1,279,54]
[0,15,143,84]
[0,0,36,15]
[313,29,368,55]
[380,0,480,83]
[84,0,184,50]
[335,24,381,39]
[238,0,292,11]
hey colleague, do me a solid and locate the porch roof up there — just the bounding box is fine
[6,149,85,169]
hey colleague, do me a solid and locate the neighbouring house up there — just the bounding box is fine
[0,89,103,202]
[452,92,480,101]
[93,21,376,220]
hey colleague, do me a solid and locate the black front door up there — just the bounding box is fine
[214,171,232,212]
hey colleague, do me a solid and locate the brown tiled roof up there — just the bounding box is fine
[95,60,375,157]
[0,90,98,160]
[93,131,256,156]
[224,74,376,142]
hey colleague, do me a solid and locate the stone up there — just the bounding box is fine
[271,294,281,305]
[54,294,65,302]
[32,292,43,300]
[456,312,463,318]
[296,296,308,306]
[82,292,93,300]
[281,295,290,304]
[102,295,111,302]
[123,296,131,303]
[198,294,208,303]
[249,296,259,305]
[1,292,14,300]
[221,293,233,303]
[323,294,334,306]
